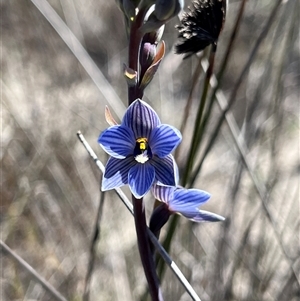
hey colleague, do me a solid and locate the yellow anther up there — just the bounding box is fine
[136,138,148,151]
[136,138,147,143]
[134,138,150,163]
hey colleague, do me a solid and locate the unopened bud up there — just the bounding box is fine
[149,203,171,237]
[140,0,183,33]
[145,24,165,44]
[139,41,165,90]
[140,42,157,69]
[154,0,184,21]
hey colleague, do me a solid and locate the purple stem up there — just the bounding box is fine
[128,9,164,301]
[133,197,164,301]
[128,8,147,103]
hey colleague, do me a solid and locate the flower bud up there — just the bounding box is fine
[139,41,165,90]
[140,42,157,69]
[140,0,184,33]
[154,0,184,21]
[144,24,165,44]
[149,203,171,237]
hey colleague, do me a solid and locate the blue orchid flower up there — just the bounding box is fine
[151,184,225,222]
[98,99,182,199]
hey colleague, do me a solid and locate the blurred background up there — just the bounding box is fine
[1,0,299,300]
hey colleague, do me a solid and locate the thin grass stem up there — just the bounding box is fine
[0,240,68,301]
[175,54,204,160]
[190,0,248,166]
[83,191,106,301]
[182,46,216,187]
[30,0,126,120]
[188,1,300,287]
[190,0,284,185]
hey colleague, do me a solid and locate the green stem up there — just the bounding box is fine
[159,0,249,279]
[175,54,204,160]
[189,0,248,182]
[159,47,217,281]
[189,0,283,187]
[182,46,216,187]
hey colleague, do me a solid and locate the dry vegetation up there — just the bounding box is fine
[1,0,299,300]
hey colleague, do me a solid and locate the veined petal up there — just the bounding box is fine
[98,125,135,158]
[149,124,182,157]
[122,99,161,139]
[102,157,136,191]
[173,188,211,207]
[184,209,225,223]
[169,188,215,220]
[151,184,175,204]
[151,155,178,186]
[104,156,136,178]
[170,204,199,218]
[128,163,155,198]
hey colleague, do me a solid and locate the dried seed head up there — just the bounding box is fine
[175,0,227,58]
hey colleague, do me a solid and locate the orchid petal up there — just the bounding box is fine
[151,184,175,204]
[98,125,135,158]
[149,124,182,157]
[128,163,155,198]
[168,188,210,215]
[151,155,178,186]
[122,99,161,139]
[102,157,136,191]
[183,210,225,222]
[173,188,211,207]
[150,185,225,223]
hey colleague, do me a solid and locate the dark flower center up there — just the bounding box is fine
[134,138,152,163]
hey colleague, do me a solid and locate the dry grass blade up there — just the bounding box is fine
[82,192,105,301]
[0,240,68,301]
[190,0,300,287]
[30,0,126,120]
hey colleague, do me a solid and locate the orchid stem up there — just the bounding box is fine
[128,8,163,300]
[133,197,163,301]
[128,8,147,104]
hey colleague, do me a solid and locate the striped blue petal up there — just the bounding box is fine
[150,185,225,223]
[102,157,136,190]
[104,156,136,178]
[151,155,178,186]
[151,184,175,204]
[173,188,211,207]
[128,163,155,198]
[169,188,218,221]
[122,99,161,139]
[98,125,135,159]
[188,210,225,222]
[149,124,182,157]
